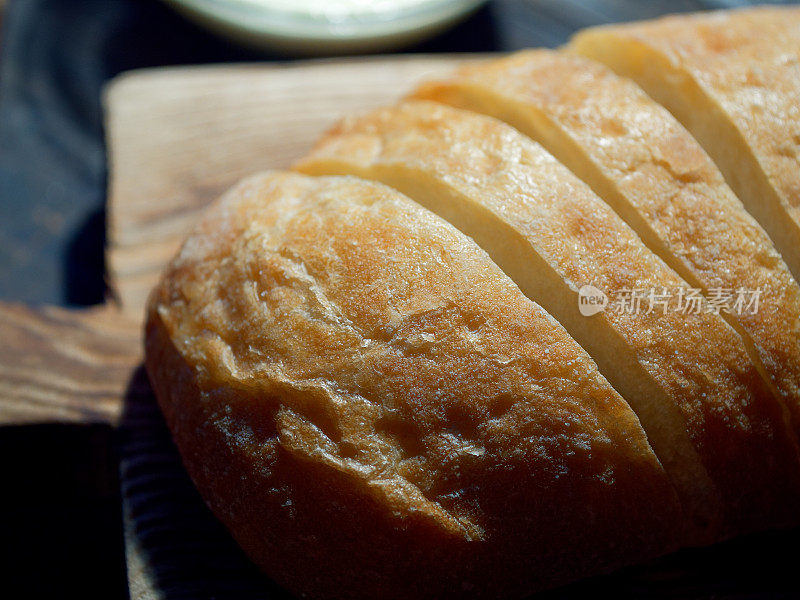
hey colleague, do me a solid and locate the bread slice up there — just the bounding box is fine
[296,102,800,542]
[570,6,800,283]
[146,171,681,600]
[412,49,800,449]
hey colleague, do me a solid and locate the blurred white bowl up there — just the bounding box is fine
[164,0,488,55]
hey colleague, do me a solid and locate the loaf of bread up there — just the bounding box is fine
[145,6,800,600]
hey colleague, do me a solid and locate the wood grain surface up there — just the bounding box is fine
[105,56,470,320]
[0,303,139,425]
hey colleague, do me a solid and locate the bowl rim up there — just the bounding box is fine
[165,0,487,42]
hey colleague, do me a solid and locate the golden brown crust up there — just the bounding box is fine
[145,171,681,599]
[296,101,800,541]
[413,48,800,457]
[570,6,800,282]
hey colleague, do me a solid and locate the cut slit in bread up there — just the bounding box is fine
[411,48,800,449]
[295,101,800,543]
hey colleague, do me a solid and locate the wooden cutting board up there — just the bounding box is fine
[0,55,797,599]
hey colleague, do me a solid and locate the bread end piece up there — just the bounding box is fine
[145,171,682,599]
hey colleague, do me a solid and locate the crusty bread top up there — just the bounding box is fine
[414,49,800,446]
[571,7,800,255]
[297,101,800,539]
[147,171,680,598]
